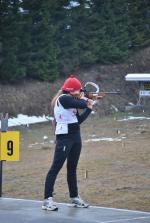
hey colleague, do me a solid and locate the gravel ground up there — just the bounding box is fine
[2,113,150,212]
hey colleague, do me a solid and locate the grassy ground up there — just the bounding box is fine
[2,113,150,212]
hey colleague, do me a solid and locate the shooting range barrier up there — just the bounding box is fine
[125,73,150,109]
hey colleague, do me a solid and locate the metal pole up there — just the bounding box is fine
[0,113,8,197]
[0,161,3,197]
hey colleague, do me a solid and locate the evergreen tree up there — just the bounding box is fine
[128,0,150,49]
[0,0,26,82]
[72,0,98,65]
[54,0,80,74]
[22,0,60,81]
[58,0,98,74]
[91,0,130,63]
[0,0,149,82]
[58,0,130,72]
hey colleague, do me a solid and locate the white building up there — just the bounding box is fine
[125,73,150,107]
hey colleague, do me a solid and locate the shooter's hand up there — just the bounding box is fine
[87,99,94,110]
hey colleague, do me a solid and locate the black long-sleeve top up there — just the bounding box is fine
[57,94,92,136]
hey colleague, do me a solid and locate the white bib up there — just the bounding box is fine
[55,123,68,135]
[54,94,78,135]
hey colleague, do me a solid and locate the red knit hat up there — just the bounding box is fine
[61,75,82,92]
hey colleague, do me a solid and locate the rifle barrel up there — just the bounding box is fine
[101,91,120,94]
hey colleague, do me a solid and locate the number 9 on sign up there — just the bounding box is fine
[7,140,14,156]
[0,131,19,161]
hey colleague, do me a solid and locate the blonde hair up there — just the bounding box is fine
[51,89,63,112]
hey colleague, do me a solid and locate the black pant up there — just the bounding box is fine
[44,132,82,199]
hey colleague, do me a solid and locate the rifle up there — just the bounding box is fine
[83,82,120,100]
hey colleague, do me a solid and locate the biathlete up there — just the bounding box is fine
[42,75,94,211]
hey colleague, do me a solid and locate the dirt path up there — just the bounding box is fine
[2,113,150,212]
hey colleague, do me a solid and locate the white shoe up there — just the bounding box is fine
[42,197,58,211]
[70,196,89,208]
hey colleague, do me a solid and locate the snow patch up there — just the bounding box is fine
[118,116,150,121]
[84,137,124,142]
[28,140,54,148]
[1,114,53,128]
